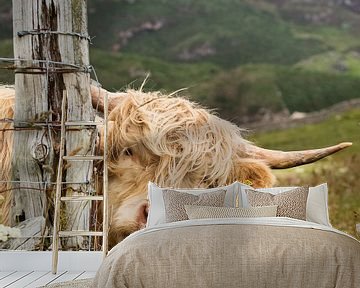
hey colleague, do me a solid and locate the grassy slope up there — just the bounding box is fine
[1,41,359,123]
[250,109,360,239]
[190,64,360,123]
[0,0,359,119]
[292,26,360,77]
[89,49,220,92]
[0,40,14,84]
[86,0,360,117]
[88,0,327,68]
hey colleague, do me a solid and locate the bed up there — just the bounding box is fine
[92,183,360,288]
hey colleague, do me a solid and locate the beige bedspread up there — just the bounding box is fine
[92,219,360,288]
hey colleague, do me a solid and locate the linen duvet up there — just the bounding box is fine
[92,217,360,288]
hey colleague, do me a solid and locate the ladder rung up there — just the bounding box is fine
[58,231,103,237]
[63,155,103,161]
[60,195,104,201]
[65,121,104,126]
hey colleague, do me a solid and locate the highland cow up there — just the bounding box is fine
[0,85,351,247]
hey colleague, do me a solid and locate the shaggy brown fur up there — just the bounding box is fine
[0,87,14,225]
[0,86,275,247]
[104,89,274,245]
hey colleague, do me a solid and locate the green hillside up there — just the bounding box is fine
[251,108,360,239]
[191,64,360,121]
[0,0,359,123]
[88,0,327,67]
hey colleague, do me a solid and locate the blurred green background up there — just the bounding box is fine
[0,0,359,238]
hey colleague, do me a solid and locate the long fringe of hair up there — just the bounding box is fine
[107,88,269,189]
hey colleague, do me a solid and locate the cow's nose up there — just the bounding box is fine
[135,201,149,228]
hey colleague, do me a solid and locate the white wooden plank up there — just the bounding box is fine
[6,271,48,288]
[23,271,52,288]
[0,271,16,281]
[75,271,96,280]
[49,271,85,284]
[0,251,102,271]
[61,196,103,201]
[56,252,102,272]
[63,155,103,161]
[65,121,103,126]
[0,271,32,287]
[24,271,67,288]
[59,231,103,237]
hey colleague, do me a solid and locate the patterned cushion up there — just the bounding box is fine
[147,182,239,228]
[162,189,226,223]
[184,205,278,219]
[245,187,309,220]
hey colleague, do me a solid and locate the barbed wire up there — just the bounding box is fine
[0,186,98,194]
[0,186,45,193]
[0,28,106,251]
[0,180,92,185]
[0,57,93,74]
[17,29,93,43]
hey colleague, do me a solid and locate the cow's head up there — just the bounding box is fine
[91,86,352,246]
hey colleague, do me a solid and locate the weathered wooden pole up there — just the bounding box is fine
[12,0,95,249]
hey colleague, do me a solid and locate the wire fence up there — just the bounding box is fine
[0,28,106,251]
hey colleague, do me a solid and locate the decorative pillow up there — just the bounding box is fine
[239,183,330,226]
[162,189,226,223]
[245,187,309,220]
[147,182,239,227]
[184,205,278,219]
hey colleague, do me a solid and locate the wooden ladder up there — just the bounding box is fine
[52,90,109,274]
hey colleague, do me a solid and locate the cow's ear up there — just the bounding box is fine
[233,158,275,188]
[91,85,126,113]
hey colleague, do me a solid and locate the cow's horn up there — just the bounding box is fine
[91,85,125,112]
[247,142,352,169]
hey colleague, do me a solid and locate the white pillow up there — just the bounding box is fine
[184,205,278,219]
[147,182,239,227]
[239,183,330,226]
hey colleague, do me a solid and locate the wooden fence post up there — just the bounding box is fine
[12,0,94,249]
